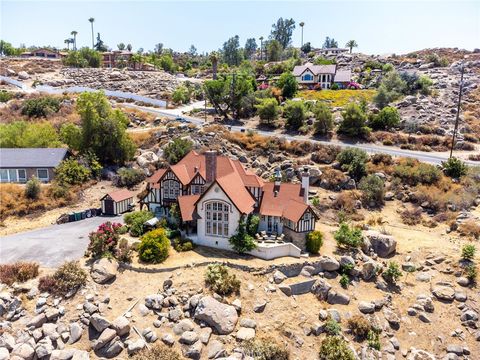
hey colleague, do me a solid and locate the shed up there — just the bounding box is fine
[101,189,135,215]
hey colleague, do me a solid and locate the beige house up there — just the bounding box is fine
[293,63,337,89]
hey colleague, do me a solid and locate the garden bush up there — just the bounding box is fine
[242,337,290,360]
[367,329,381,350]
[442,157,468,179]
[21,96,61,118]
[87,222,122,258]
[115,167,146,187]
[55,159,91,186]
[124,210,154,237]
[173,238,194,252]
[319,336,355,360]
[138,228,170,263]
[204,264,240,295]
[0,261,39,286]
[172,85,190,104]
[163,137,193,165]
[347,315,372,340]
[461,244,476,261]
[336,148,368,180]
[131,343,181,360]
[369,106,400,131]
[25,177,41,200]
[277,72,298,99]
[359,174,385,207]
[313,102,334,135]
[337,102,370,138]
[0,90,13,103]
[283,100,306,130]
[39,261,87,295]
[256,98,279,126]
[229,217,257,254]
[334,223,363,248]
[306,230,324,254]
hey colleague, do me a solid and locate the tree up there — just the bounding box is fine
[373,85,390,109]
[88,18,95,49]
[283,100,306,130]
[229,216,257,254]
[359,174,385,207]
[188,44,197,56]
[0,40,19,56]
[94,33,108,52]
[172,85,190,104]
[270,17,296,48]
[322,36,338,48]
[301,42,312,54]
[71,31,78,51]
[64,38,71,51]
[209,51,219,80]
[266,40,283,62]
[369,106,401,130]
[117,43,126,50]
[126,43,132,51]
[222,35,243,66]
[244,38,257,59]
[55,158,91,185]
[277,72,298,99]
[336,148,368,180]
[338,103,370,138]
[154,43,163,55]
[442,157,468,178]
[75,91,135,165]
[313,102,333,135]
[163,137,194,164]
[63,48,101,68]
[255,98,279,126]
[258,36,264,60]
[345,40,358,53]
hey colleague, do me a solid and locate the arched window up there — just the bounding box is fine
[205,201,229,237]
[302,73,313,81]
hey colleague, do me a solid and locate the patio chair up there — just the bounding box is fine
[255,233,262,240]
[278,233,285,241]
[260,231,267,237]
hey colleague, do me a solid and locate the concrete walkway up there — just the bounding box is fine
[0,216,122,268]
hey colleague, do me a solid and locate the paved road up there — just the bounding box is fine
[0,216,122,267]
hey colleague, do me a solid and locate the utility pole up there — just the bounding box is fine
[449,63,465,158]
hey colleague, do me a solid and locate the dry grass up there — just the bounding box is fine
[0,183,78,220]
[129,130,156,148]
[0,261,39,286]
[401,208,423,225]
[458,220,480,239]
[298,89,376,107]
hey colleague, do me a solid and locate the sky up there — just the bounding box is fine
[1,0,479,55]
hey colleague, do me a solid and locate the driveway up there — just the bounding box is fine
[0,216,123,268]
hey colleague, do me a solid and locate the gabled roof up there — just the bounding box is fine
[216,172,256,214]
[259,182,315,223]
[0,148,68,168]
[102,189,134,202]
[334,70,352,83]
[178,194,200,221]
[293,63,337,76]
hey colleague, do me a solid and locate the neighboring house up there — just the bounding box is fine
[20,48,65,59]
[102,50,133,69]
[293,63,353,89]
[0,148,68,183]
[317,48,349,56]
[141,150,318,254]
[101,189,135,215]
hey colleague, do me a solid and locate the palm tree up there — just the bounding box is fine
[64,39,71,50]
[71,31,78,51]
[209,51,218,80]
[259,36,264,61]
[299,22,305,48]
[345,40,358,54]
[88,18,95,50]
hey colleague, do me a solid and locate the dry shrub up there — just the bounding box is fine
[311,145,341,164]
[401,208,423,225]
[131,343,181,360]
[38,261,87,295]
[468,154,480,161]
[129,130,156,148]
[458,220,480,239]
[332,191,361,212]
[321,168,348,190]
[347,315,372,340]
[0,261,39,286]
[242,337,290,360]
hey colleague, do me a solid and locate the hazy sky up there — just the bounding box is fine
[1,1,479,55]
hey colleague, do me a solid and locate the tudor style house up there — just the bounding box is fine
[293,62,352,89]
[141,150,318,252]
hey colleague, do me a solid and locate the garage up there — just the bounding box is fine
[101,189,135,216]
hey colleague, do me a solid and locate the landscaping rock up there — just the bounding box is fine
[432,286,455,302]
[327,291,350,305]
[253,300,267,313]
[69,322,83,344]
[273,270,287,284]
[91,258,118,284]
[311,278,332,301]
[358,301,375,314]
[319,256,340,271]
[180,331,198,345]
[207,339,227,359]
[112,316,130,336]
[145,294,164,310]
[194,296,238,335]
[236,327,255,341]
[173,319,195,335]
[90,314,111,333]
[365,231,397,258]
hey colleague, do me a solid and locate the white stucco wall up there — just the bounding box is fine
[248,243,301,260]
[195,184,241,251]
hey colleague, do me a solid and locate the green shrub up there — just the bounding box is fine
[277,72,298,99]
[131,343,181,360]
[256,98,280,126]
[124,210,154,237]
[172,85,190,104]
[382,261,402,284]
[417,75,433,95]
[339,273,350,288]
[283,100,306,130]
[393,159,441,185]
[347,315,372,340]
[336,148,368,181]
[313,102,334,135]
[21,96,61,118]
[55,159,91,185]
[163,137,194,164]
[334,223,363,248]
[63,48,101,68]
[319,336,354,360]
[461,244,476,261]
[38,275,57,293]
[359,174,385,207]
[138,228,170,263]
[367,329,381,350]
[229,217,257,254]
[242,337,290,360]
[465,264,477,283]
[0,90,13,103]
[204,264,240,295]
[369,106,400,130]
[115,167,145,187]
[306,230,324,254]
[338,102,370,138]
[442,157,468,179]
[51,261,87,295]
[173,238,194,252]
[25,177,41,200]
[324,318,341,336]
[0,261,39,286]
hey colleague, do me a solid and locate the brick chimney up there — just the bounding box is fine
[205,150,217,183]
[274,168,281,192]
[301,167,310,204]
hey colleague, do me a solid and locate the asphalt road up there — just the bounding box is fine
[0,216,123,267]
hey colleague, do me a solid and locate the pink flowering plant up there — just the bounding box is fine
[87,222,123,258]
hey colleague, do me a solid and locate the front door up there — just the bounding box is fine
[105,200,114,215]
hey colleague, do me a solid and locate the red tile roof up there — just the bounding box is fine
[104,189,134,202]
[260,182,310,222]
[177,194,200,221]
[146,169,166,186]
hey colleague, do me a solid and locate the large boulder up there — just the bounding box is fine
[432,286,455,302]
[361,260,378,281]
[18,71,30,80]
[91,258,118,284]
[365,231,397,258]
[311,279,332,301]
[194,296,238,335]
[319,256,340,272]
[136,151,159,168]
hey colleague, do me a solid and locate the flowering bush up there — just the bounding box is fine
[87,222,123,258]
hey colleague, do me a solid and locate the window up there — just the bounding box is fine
[37,169,49,182]
[205,201,230,237]
[0,169,8,183]
[17,169,26,182]
[302,73,313,81]
[0,169,28,183]
[191,185,204,195]
[163,180,180,198]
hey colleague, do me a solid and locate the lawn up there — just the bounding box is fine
[298,89,376,107]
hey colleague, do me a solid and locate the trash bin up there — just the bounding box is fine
[81,211,86,220]
[68,213,75,222]
[74,212,82,221]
